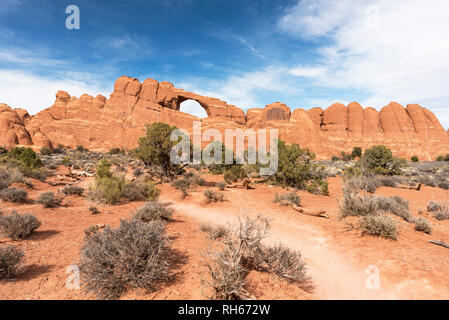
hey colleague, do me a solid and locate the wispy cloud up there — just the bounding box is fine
[278,0,449,128]
[236,37,265,59]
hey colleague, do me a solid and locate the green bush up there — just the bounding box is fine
[411,155,419,162]
[132,122,190,180]
[0,211,41,240]
[37,192,62,208]
[360,145,404,176]
[79,219,170,299]
[359,215,398,240]
[217,181,227,191]
[40,147,53,156]
[351,147,362,158]
[223,165,246,184]
[0,245,25,279]
[271,140,328,195]
[88,176,126,205]
[0,147,46,180]
[95,159,113,179]
[436,155,445,161]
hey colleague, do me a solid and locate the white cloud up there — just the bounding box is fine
[288,66,327,77]
[279,0,449,128]
[0,70,111,115]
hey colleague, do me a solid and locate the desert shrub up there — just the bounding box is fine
[123,179,161,202]
[262,244,308,283]
[428,201,449,220]
[61,157,71,167]
[40,147,53,156]
[351,147,362,159]
[436,155,445,162]
[79,219,170,299]
[437,180,449,190]
[340,190,379,217]
[199,222,228,240]
[37,192,62,208]
[376,176,398,188]
[0,147,46,180]
[344,175,378,193]
[89,207,100,215]
[0,211,41,240]
[0,188,27,203]
[427,200,442,212]
[95,159,113,179]
[133,168,143,177]
[46,162,58,170]
[376,195,413,222]
[76,145,89,153]
[132,122,191,180]
[411,156,419,162]
[132,202,173,222]
[62,186,84,196]
[88,175,126,205]
[217,181,226,191]
[271,140,328,195]
[360,145,404,176]
[171,171,204,198]
[0,245,25,279]
[331,155,340,161]
[204,190,225,203]
[205,214,310,299]
[0,165,24,190]
[340,151,354,161]
[359,215,398,240]
[273,191,301,206]
[223,165,246,184]
[414,218,432,234]
[108,148,125,155]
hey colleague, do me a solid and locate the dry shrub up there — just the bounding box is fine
[132,202,173,222]
[340,190,378,217]
[199,222,228,240]
[0,166,24,190]
[37,191,62,208]
[217,181,227,191]
[204,214,310,300]
[376,195,413,222]
[203,190,225,204]
[79,219,170,299]
[414,218,432,234]
[62,186,84,196]
[123,179,160,202]
[0,188,27,203]
[0,245,25,279]
[359,215,398,240]
[426,200,449,220]
[273,191,301,206]
[344,175,379,193]
[172,171,205,198]
[0,211,41,240]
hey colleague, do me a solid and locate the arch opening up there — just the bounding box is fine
[179,99,208,119]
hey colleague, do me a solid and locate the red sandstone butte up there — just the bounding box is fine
[1,75,448,160]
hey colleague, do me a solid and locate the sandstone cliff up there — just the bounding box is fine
[1,76,448,160]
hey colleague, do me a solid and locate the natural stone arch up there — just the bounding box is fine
[176,96,210,118]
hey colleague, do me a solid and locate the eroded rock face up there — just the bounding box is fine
[1,76,448,160]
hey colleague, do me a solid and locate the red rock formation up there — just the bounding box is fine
[1,76,448,160]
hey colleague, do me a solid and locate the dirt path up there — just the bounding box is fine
[160,177,449,300]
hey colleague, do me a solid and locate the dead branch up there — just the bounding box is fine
[292,205,329,219]
[396,183,421,191]
[429,240,449,249]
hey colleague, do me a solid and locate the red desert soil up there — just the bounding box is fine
[1,170,448,300]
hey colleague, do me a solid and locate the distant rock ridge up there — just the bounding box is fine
[1,75,448,160]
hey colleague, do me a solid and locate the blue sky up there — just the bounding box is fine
[1,0,449,128]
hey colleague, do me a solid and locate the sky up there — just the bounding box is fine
[1,0,449,127]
